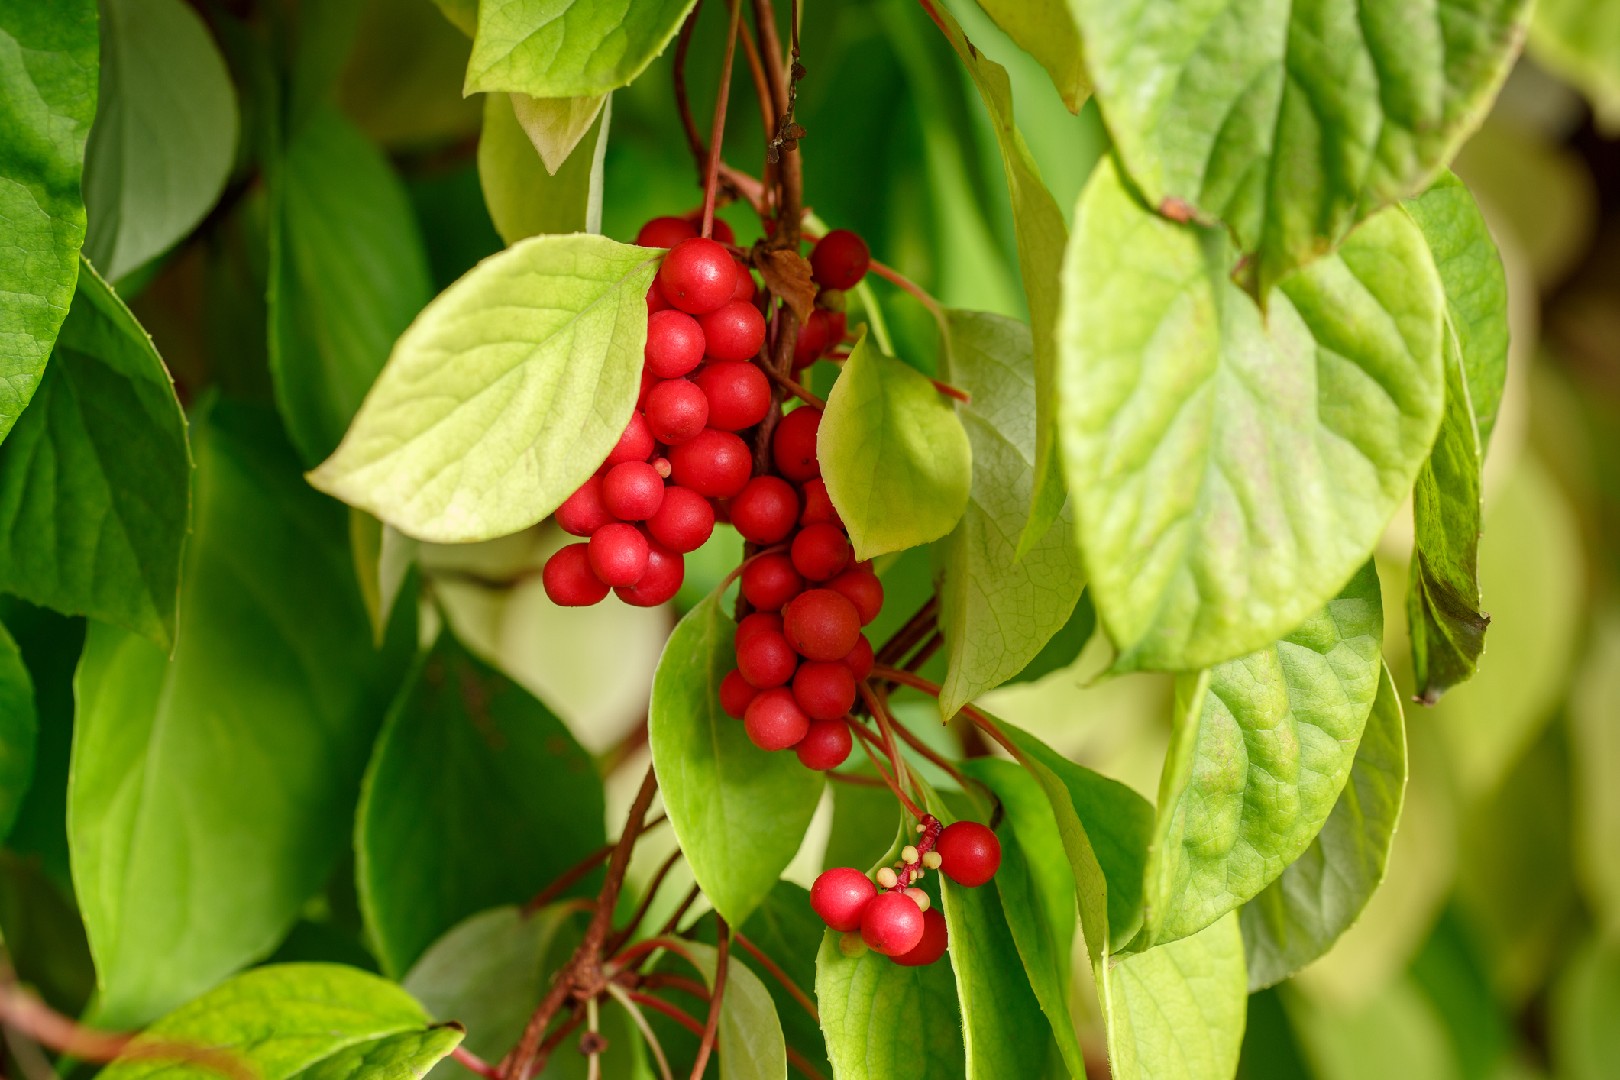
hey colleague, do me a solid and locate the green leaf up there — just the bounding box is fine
[1074,0,1530,294]
[0,0,97,445]
[270,107,433,466]
[465,0,698,98]
[1552,936,1620,1080]
[0,260,189,646]
[1144,562,1383,946]
[81,0,237,282]
[814,928,966,1080]
[430,0,477,36]
[512,92,609,174]
[98,963,460,1080]
[722,883,831,1076]
[0,847,96,1015]
[70,404,391,1027]
[1530,0,1620,130]
[680,941,788,1080]
[1058,158,1444,672]
[1105,914,1247,1080]
[970,0,1088,112]
[356,631,606,977]
[1286,978,1461,1080]
[0,623,35,840]
[648,587,824,928]
[820,331,972,560]
[478,92,608,246]
[937,309,1084,718]
[309,233,659,543]
[1240,664,1407,990]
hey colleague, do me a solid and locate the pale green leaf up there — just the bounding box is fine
[82,0,237,282]
[971,0,1088,111]
[465,0,698,98]
[0,0,97,444]
[820,331,971,560]
[814,928,965,1080]
[1530,0,1620,130]
[1571,617,1620,934]
[0,623,35,839]
[99,964,458,1080]
[937,309,1083,718]
[1074,0,1530,294]
[512,92,607,174]
[270,107,433,466]
[0,259,190,646]
[1551,936,1620,1080]
[1241,664,1407,990]
[356,631,605,977]
[1059,158,1444,672]
[430,0,477,36]
[70,404,391,1027]
[1145,562,1383,945]
[1287,978,1461,1080]
[648,588,824,928]
[680,941,788,1080]
[1105,914,1246,1080]
[309,233,659,543]
[478,92,607,246]
[718,883,830,1076]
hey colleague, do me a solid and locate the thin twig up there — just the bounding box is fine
[859,684,923,815]
[673,2,706,169]
[732,933,818,1022]
[847,711,922,817]
[453,1046,501,1079]
[759,363,826,408]
[876,697,971,790]
[621,991,707,1039]
[875,597,938,667]
[528,1006,585,1078]
[825,769,888,789]
[523,816,668,916]
[735,14,776,141]
[604,847,686,957]
[787,1048,830,1080]
[638,973,712,1001]
[605,984,676,1080]
[700,0,745,237]
[689,920,730,1079]
[585,998,602,1080]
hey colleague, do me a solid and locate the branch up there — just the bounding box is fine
[699,0,745,238]
[688,920,729,1079]
[732,933,818,1023]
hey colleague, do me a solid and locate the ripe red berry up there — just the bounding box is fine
[736,629,798,689]
[646,281,672,314]
[605,411,656,467]
[810,867,876,932]
[588,523,650,588]
[645,310,707,379]
[793,309,832,369]
[720,669,758,719]
[810,229,870,290]
[730,476,800,545]
[739,554,804,612]
[557,475,611,536]
[644,378,710,445]
[861,890,925,956]
[659,238,739,315]
[744,688,810,751]
[845,634,874,680]
[783,589,861,661]
[615,541,684,607]
[645,485,715,553]
[827,566,883,625]
[668,429,752,498]
[825,310,849,345]
[731,260,756,302]
[796,718,853,770]
[799,478,841,528]
[735,611,784,648]
[772,407,821,482]
[636,216,699,248]
[696,362,771,431]
[791,522,852,581]
[793,661,856,720]
[698,300,767,362]
[893,908,947,967]
[542,544,610,606]
[601,461,665,521]
[936,821,1002,887]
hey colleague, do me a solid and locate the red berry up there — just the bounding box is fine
[730,477,800,545]
[826,311,849,345]
[783,589,861,661]
[542,544,610,606]
[696,362,771,431]
[791,523,852,581]
[799,478,841,528]
[615,541,684,607]
[793,661,856,720]
[646,281,672,313]
[644,378,710,445]
[601,461,665,521]
[793,310,832,369]
[731,261,756,302]
[827,567,883,625]
[645,486,715,553]
[744,688,810,751]
[772,407,821,482]
[699,300,767,362]
[796,718,853,770]
[936,821,1001,887]
[739,554,804,612]
[893,908,947,966]
[736,611,784,648]
[736,629,798,689]
[645,310,706,379]
[845,634,874,680]
[557,475,611,536]
[810,230,870,290]
[637,216,699,248]
[659,238,739,315]
[810,868,876,932]
[588,523,649,588]
[668,429,753,498]
[720,669,758,719]
[861,890,925,956]
[605,411,656,467]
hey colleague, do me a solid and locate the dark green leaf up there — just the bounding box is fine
[726,883,831,1076]
[465,0,698,98]
[478,92,608,246]
[0,622,34,839]
[0,260,189,646]
[814,928,966,1080]
[356,631,606,976]
[0,849,95,1015]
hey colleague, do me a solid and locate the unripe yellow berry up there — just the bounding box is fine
[922,851,943,869]
[875,867,898,889]
[905,888,930,911]
[901,845,920,864]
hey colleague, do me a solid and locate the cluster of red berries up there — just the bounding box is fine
[542,214,770,609]
[792,228,870,369]
[810,817,1001,965]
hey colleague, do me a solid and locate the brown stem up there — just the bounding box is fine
[699,0,745,238]
[638,973,712,1001]
[689,920,730,1079]
[732,933,818,1023]
[848,706,922,818]
[875,597,938,667]
[825,769,888,789]
[736,14,776,140]
[603,847,685,957]
[859,684,924,817]
[901,630,944,674]
[651,885,704,943]
[759,363,826,409]
[673,3,707,170]
[528,1005,585,1078]
[621,991,707,1039]
[787,1048,830,1080]
[523,815,668,917]
[874,692,971,790]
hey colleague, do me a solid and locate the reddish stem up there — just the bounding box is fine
[523,816,667,916]
[700,0,745,238]
[732,932,819,1022]
[621,991,707,1039]
[453,1047,502,1079]
[689,921,730,1079]
[604,846,685,957]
